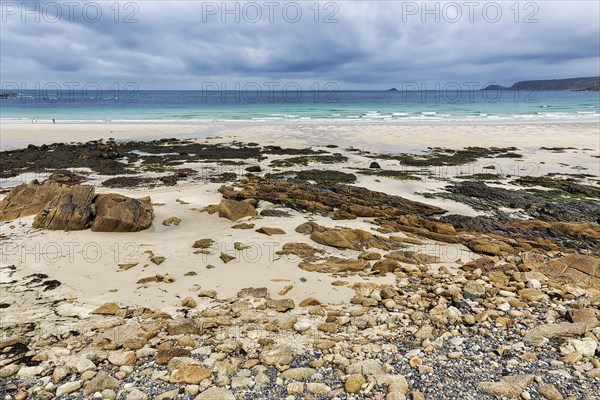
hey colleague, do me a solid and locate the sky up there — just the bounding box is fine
[1,0,599,90]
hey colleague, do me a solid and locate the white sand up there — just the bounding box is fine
[1,121,599,152]
[1,121,598,320]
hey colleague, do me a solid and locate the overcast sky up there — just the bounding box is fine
[1,1,599,90]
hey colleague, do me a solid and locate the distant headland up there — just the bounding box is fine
[482,76,600,91]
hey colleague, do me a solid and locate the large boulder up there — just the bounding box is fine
[91,194,153,232]
[216,199,257,221]
[0,180,67,221]
[32,186,95,230]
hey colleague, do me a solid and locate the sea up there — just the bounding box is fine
[1,89,599,124]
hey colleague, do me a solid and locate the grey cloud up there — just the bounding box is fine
[1,1,598,89]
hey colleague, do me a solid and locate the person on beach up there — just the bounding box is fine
[52,118,55,124]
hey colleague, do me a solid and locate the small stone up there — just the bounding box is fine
[192,239,215,249]
[415,325,435,339]
[569,338,598,357]
[293,321,311,333]
[280,368,317,380]
[260,345,293,366]
[412,390,426,400]
[198,290,217,298]
[17,366,44,377]
[92,302,120,315]
[126,388,148,400]
[231,376,254,389]
[586,368,600,378]
[102,389,117,399]
[231,223,255,229]
[346,360,383,375]
[526,279,541,289]
[56,381,82,396]
[220,253,235,263]
[279,285,293,296]
[538,384,564,400]
[237,287,268,298]
[215,339,241,354]
[83,372,121,396]
[463,281,486,299]
[518,288,548,302]
[256,227,286,236]
[76,357,96,373]
[162,217,181,226]
[171,365,211,384]
[287,382,305,394]
[108,351,136,366]
[566,308,598,325]
[195,387,235,400]
[307,382,331,395]
[157,348,191,365]
[0,364,21,378]
[345,374,366,393]
[318,322,337,333]
[182,297,197,308]
[266,298,295,312]
[299,298,322,307]
[359,251,381,260]
[151,256,166,265]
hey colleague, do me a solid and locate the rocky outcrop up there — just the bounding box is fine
[91,194,153,232]
[219,179,445,218]
[0,179,153,232]
[537,254,600,289]
[215,199,257,221]
[32,187,95,230]
[0,180,68,221]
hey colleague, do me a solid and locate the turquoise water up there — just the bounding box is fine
[1,90,599,123]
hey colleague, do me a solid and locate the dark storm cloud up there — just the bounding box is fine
[1,1,598,89]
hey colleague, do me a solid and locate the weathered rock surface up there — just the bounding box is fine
[215,199,257,221]
[32,186,96,230]
[1,179,154,232]
[91,194,153,232]
[0,180,68,221]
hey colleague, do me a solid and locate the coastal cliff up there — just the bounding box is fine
[483,76,600,91]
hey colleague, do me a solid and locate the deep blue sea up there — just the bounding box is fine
[1,90,599,123]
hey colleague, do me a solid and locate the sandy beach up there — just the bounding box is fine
[2,121,598,153]
[1,121,599,399]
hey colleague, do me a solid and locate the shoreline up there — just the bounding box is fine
[1,121,599,153]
